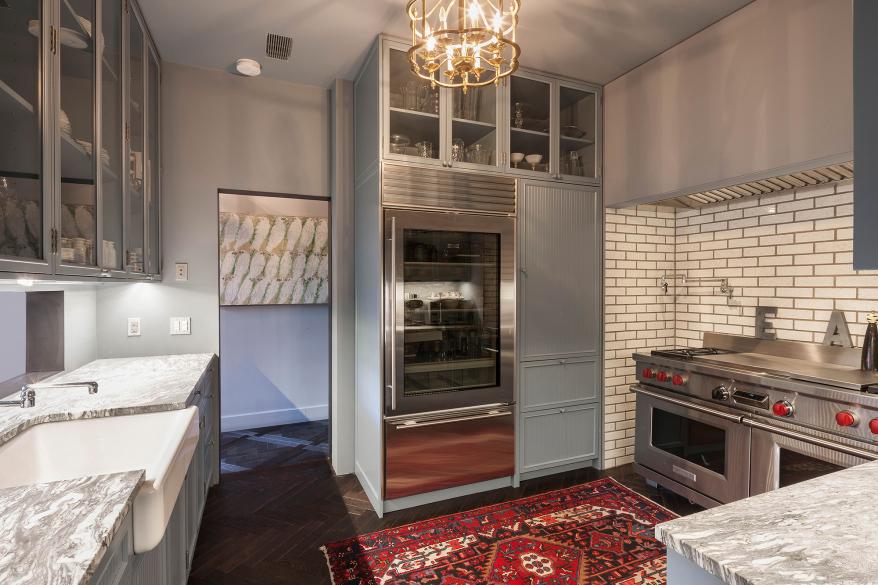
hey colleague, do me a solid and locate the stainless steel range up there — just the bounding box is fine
[632,333,878,508]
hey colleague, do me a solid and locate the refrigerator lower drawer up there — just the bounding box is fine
[384,409,515,500]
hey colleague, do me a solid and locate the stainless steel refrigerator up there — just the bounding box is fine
[383,208,516,500]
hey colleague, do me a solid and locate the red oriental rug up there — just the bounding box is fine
[321,478,677,585]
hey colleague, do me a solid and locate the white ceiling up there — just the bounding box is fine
[138,0,754,88]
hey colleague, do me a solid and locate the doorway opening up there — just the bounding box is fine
[216,190,331,474]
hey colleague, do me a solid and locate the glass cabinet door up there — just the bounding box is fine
[100,0,124,271]
[508,74,551,175]
[401,229,501,396]
[0,1,48,268]
[449,85,497,169]
[557,84,597,180]
[58,0,98,269]
[145,48,159,275]
[126,12,145,274]
[386,45,441,164]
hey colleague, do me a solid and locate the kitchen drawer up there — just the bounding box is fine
[520,357,599,411]
[521,404,598,473]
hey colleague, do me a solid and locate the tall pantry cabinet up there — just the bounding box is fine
[517,181,602,480]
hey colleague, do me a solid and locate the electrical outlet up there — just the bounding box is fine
[127,317,141,337]
[170,317,191,335]
[175,263,188,281]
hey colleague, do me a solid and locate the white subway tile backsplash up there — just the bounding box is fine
[603,185,876,468]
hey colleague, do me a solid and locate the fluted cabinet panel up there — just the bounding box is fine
[518,181,600,361]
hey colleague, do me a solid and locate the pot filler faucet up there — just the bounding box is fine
[0,381,99,409]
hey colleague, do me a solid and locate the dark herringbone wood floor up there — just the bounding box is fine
[189,421,699,585]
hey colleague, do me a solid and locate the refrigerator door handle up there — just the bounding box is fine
[387,215,398,411]
[392,409,513,430]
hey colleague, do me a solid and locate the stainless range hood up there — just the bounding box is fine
[661,161,854,209]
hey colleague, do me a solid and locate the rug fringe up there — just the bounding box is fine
[319,546,336,585]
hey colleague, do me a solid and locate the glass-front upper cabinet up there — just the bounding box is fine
[100,0,124,272]
[507,73,552,176]
[449,84,499,170]
[557,82,598,181]
[126,10,145,274]
[385,43,442,165]
[0,0,50,272]
[145,47,160,275]
[57,0,98,272]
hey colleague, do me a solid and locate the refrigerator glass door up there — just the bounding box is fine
[385,210,514,415]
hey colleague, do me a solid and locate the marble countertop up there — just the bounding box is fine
[657,459,878,585]
[0,353,215,448]
[0,472,144,585]
[0,353,215,585]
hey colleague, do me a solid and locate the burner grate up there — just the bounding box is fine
[651,348,730,359]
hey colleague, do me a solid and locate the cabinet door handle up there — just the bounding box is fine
[520,267,527,277]
[559,408,566,414]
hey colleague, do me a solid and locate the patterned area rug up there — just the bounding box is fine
[322,478,677,585]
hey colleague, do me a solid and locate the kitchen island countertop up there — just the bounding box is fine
[0,353,215,585]
[656,459,878,585]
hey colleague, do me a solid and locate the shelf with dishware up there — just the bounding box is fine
[0,0,161,279]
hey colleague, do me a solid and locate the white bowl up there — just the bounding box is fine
[510,152,525,164]
[525,154,543,165]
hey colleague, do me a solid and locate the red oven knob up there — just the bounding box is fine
[672,374,686,386]
[772,401,794,417]
[656,371,669,382]
[836,411,858,427]
[642,368,656,379]
[870,419,878,435]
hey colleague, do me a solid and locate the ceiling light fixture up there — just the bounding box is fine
[406,0,521,93]
[235,58,262,77]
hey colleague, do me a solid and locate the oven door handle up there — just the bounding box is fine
[630,385,744,424]
[743,418,878,461]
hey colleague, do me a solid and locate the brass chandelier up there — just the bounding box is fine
[406,0,521,93]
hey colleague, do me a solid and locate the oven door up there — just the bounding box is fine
[633,385,751,505]
[746,418,878,496]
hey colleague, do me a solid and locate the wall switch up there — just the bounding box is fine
[174,263,189,282]
[170,317,191,335]
[127,317,141,337]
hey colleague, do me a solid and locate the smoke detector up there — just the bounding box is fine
[265,33,293,60]
[235,58,262,77]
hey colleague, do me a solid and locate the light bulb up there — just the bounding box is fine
[468,1,480,22]
[426,35,437,51]
[492,11,503,32]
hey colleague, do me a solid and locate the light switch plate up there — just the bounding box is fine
[175,263,189,281]
[170,317,191,335]
[127,317,141,337]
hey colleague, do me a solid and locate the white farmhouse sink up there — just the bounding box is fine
[0,407,199,553]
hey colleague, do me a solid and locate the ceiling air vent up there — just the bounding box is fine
[265,33,293,60]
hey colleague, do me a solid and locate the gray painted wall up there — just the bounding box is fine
[219,305,328,431]
[604,0,853,207]
[0,292,26,382]
[95,62,330,358]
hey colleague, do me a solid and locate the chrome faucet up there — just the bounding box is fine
[0,387,36,408]
[0,381,99,409]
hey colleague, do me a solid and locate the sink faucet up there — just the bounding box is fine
[0,381,99,409]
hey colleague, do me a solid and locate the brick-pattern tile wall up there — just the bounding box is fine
[604,205,676,468]
[675,180,878,349]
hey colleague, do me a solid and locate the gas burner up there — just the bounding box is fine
[651,347,733,360]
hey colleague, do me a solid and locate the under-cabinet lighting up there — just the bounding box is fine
[16,278,34,287]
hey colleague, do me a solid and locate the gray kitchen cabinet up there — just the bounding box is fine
[91,363,219,585]
[518,180,601,361]
[520,357,599,412]
[520,403,599,475]
[854,0,878,270]
[516,179,602,480]
[0,0,161,280]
